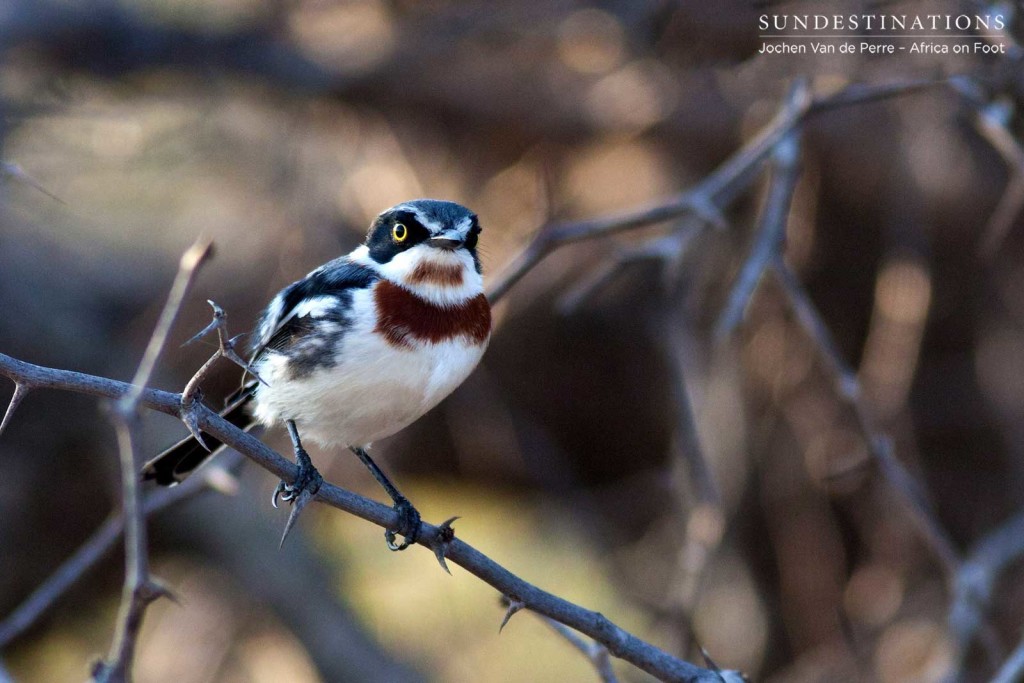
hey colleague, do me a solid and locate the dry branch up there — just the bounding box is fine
[0,351,741,683]
[0,76,974,683]
[0,455,238,649]
[91,239,212,683]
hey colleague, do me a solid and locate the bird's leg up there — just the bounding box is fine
[272,420,324,509]
[349,446,420,551]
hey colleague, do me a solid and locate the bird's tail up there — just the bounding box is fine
[141,384,257,486]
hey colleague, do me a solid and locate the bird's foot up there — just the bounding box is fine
[272,458,323,509]
[385,496,421,551]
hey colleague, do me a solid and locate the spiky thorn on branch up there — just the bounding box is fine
[1,80,966,682]
[179,300,267,450]
[539,614,619,683]
[0,454,239,650]
[91,238,212,683]
[0,348,744,682]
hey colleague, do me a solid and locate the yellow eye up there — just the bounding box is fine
[392,223,408,243]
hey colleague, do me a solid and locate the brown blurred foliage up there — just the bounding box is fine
[2,0,1024,681]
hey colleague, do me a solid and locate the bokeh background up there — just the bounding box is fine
[2,0,1024,681]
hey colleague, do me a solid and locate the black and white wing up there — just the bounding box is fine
[250,257,379,366]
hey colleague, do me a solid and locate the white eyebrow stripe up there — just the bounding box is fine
[390,204,445,234]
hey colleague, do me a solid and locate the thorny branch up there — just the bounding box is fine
[0,75,1011,682]
[487,77,953,306]
[0,455,239,649]
[91,240,212,683]
[950,509,1024,674]
[539,614,619,683]
[0,351,742,683]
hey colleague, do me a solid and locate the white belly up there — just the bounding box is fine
[251,291,487,447]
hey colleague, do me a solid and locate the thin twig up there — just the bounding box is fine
[487,77,949,306]
[0,456,238,649]
[715,111,804,339]
[770,259,962,576]
[123,240,213,409]
[973,100,1024,257]
[949,509,1024,675]
[486,81,814,304]
[991,634,1024,683]
[92,240,212,683]
[0,351,742,683]
[178,300,265,448]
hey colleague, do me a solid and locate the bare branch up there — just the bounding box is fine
[0,457,238,648]
[770,259,962,576]
[92,239,211,683]
[715,113,804,339]
[991,634,1024,683]
[488,76,950,306]
[486,80,813,304]
[123,239,213,411]
[0,351,740,683]
[949,509,1024,673]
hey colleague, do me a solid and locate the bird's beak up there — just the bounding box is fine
[427,236,463,250]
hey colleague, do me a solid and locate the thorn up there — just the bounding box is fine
[182,317,220,347]
[433,516,459,575]
[499,598,526,633]
[181,407,211,452]
[0,383,30,439]
[1,161,65,204]
[141,577,178,606]
[279,487,316,548]
[700,646,721,672]
[222,342,268,387]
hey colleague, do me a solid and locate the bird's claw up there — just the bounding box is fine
[385,496,421,551]
[271,461,323,509]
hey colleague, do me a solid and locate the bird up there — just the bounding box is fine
[142,199,491,550]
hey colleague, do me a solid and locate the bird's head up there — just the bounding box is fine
[354,199,484,305]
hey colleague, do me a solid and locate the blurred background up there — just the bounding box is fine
[1,0,1024,681]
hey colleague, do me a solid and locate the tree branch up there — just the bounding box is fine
[949,509,1024,674]
[0,455,238,649]
[770,258,962,576]
[715,119,803,339]
[486,81,813,304]
[487,76,950,306]
[91,240,212,683]
[0,351,742,683]
[539,614,619,683]
[991,634,1024,683]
